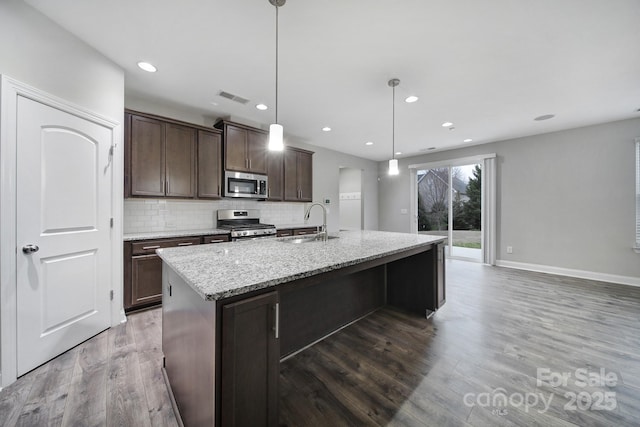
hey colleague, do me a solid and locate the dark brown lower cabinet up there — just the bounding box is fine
[221,291,279,427]
[130,254,163,308]
[125,235,229,311]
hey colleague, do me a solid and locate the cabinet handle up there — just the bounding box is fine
[217,184,220,196]
[142,245,161,250]
[297,231,308,235]
[178,242,194,246]
[274,302,280,339]
[207,239,225,243]
[166,179,170,195]
[249,159,252,169]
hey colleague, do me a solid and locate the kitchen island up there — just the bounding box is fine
[158,230,446,427]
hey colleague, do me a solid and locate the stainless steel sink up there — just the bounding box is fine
[278,235,339,244]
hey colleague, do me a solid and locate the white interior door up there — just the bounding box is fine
[16,95,112,376]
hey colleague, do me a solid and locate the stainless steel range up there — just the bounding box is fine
[217,209,277,241]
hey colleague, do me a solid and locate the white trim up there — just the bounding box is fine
[0,75,124,388]
[496,260,640,288]
[408,153,496,171]
[634,137,640,253]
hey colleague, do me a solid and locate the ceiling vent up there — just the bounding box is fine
[218,91,250,105]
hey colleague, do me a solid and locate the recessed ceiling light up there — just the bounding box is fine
[256,104,268,110]
[365,141,374,146]
[137,61,157,73]
[322,126,331,132]
[395,151,402,155]
[463,138,473,143]
[442,122,453,127]
[405,96,419,103]
[534,114,555,121]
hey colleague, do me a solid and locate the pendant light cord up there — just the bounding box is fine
[392,84,395,160]
[275,4,279,125]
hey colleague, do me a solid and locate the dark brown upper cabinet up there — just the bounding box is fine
[198,130,223,199]
[284,147,313,202]
[125,111,196,199]
[215,120,268,174]
[267,151,284,201]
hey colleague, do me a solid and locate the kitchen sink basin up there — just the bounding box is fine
[278,235,339,244]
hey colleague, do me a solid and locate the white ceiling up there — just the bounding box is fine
[25,0,640,161]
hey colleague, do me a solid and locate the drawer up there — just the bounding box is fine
[293,227,318,236]
[276,229,293,237]
[131,237,201,255]
[202,234,230,244]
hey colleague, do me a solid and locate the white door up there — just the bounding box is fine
[16,95,112,376]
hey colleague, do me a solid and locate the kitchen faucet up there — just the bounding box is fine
[304,203,327,241]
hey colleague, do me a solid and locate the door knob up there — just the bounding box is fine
[22,244,39,254]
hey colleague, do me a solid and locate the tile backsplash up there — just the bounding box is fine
[123,199,306,234]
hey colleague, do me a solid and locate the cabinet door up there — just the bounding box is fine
[247,130,268,174]
[221,291,279,427]
[131,254,163,307]
[198,130,222,198]
[297,151,313,202]
[165,123,196,198]
[130,115,165,197]
[283,149,299,201]
[225,125,248,172]
[267,151,284,201]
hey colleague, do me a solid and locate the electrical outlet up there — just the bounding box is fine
[506,246,513,254]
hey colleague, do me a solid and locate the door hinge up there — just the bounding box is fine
[110,218,114,228]
[110,290,114,301]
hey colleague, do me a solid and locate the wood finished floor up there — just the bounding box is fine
[1,260,639,426]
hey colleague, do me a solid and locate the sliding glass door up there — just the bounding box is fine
[416,161,486,262]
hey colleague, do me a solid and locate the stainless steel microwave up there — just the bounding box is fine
[224,171,268,199]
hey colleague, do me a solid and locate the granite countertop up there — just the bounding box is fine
[157,230,446,301]
[123,229,230,241]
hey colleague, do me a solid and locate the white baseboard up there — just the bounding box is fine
[495,260,640,288]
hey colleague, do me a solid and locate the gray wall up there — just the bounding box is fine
[379,118,640,279]
[124,97,380,232]
[0,0,124,121]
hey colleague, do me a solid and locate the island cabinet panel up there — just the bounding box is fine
[220,291,279,427]
[162,264,217,427]
[279,265,385,357]
[386,243,446,315]
[198,130,223,198]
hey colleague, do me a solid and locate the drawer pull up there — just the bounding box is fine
[178,242,194,246]
[142,245,161,250]
[297,232,307,235]
[207,239,225,243]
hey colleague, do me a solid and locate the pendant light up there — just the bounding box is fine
[388,78,400,175]
[268,0,286,151]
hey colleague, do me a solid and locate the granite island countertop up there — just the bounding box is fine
[157,230,446,301]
